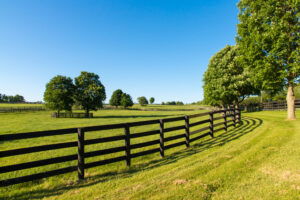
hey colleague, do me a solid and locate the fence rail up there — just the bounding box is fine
[0,108,241,187]
[0,106,45,113]
[242,99,300,112]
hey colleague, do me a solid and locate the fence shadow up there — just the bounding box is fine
[7,116,263,200]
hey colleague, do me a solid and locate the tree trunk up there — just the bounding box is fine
[286,84,296,120]
[86,108,89,118]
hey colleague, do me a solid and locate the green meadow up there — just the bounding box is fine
[1,110,299,199]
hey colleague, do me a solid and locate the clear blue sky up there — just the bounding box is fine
[0,0,239,103]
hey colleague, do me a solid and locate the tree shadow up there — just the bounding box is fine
[6,116,263,200]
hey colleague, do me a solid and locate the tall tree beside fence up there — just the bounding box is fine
[237,0,299,120]
[74,71,106,115]
[43,75,75,113]
[203,45,258,108]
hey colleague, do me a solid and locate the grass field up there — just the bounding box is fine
[1,110,299,199]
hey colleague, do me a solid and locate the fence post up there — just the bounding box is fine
[209,112,214,138]
[77,128,85,180]
[159,119,164,158]
[233,108,236,127]
[124,124,131,166]
[224,110,227,131]
[185,115,190,148]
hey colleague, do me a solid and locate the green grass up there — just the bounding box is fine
[1,110,299,199]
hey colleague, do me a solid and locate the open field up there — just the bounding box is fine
[1,110,299,199]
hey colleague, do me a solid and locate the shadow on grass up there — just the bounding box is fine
[7,116,263,200]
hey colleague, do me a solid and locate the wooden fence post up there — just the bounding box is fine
[124,124,131,166]
[159,119,164,158]
[233,108,236,127]
[209,112,214,137]
[224,110,227,131]
[185,115,190,148]
[77,128,85,180]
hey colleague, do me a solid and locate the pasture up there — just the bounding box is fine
[1,110,299,199]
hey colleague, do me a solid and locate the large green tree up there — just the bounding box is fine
[44,75,75,113]
[203,45,258,108]
[237,0,299,120]
[109,89,123,108]
[120,93,134,108]
[137,96,148,106]
[75,71,106,115]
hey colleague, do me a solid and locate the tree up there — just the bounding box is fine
[176,101,184,105]
[237,0,299,119]
[109,89,123,108]
[75,71,106,115]
[203,45,258,108]
[137,96,148,106]
[149,97,155,104]
[13,94,25,102]
[43,75,75,113]
[120,93,133,108]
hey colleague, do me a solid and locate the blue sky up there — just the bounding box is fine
[0,0,239,103]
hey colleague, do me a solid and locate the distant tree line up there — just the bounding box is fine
[0,93,25,103]
[161,101,184,105]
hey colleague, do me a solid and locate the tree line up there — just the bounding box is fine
[203,0,299,120]
[44,71,160,114]
[0,93,25,103]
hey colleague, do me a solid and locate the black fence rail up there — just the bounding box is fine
[241,99,300,112]
[51,112,94,118]
[0,106,45,113]
[0,108,241,187]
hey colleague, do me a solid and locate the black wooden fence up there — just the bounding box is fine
[0,106,45,113]
[0,108,241,187]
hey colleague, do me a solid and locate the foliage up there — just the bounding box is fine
[203,45,258,107]
[0,93,25,103]
[166,101,176,105]
[237,0,299,119]
[109,89,123,108]
[176,101,184,105]
[120,93,134,108]
[43,75,75,113]
[149,97,155,104]
[161,102,165,105]
[74,71,106,114]
[137,96,148,106]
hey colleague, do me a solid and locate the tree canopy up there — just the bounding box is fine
[237,0,299,119]
[75,71,106,114]
[120,93,134,108]
[203,45,258,107]
[149,97,155,104]
[0,93,25,103]
[109,89,123,108]
[43,75,75,113]
[137,96,148,106]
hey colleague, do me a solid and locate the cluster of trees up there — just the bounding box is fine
[0,93,25,103]
[161,101,184,105]
[44,71,106,114]
[109,89,133,108]
[203,0,299,120]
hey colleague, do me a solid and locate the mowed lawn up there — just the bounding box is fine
[1,110,300,199]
